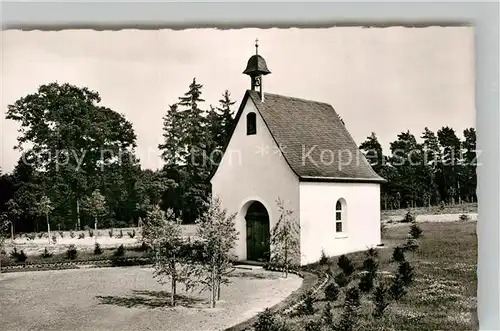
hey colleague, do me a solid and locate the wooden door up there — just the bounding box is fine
[245,202,270,262]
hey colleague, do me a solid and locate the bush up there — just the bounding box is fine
[127,229,136,238]
[409,223,423,239]
[380,222,388,236]
[69,230,75,238]
[253,308,289,331]
[344,287,361,309]
[108,228,114,238]
[118,229,124,238]
[365,247,379,259]
[296,290,315,315]
[88,229,94,238]
[398,261,414,286]
[26,233,36,240]
[78,232,85,239]
[37,232,44,239]
[58,231,64,238]
[319,249,328,265]
[389,276,407,301]
[335,272,350,288]
[392,246,406,263]
[66,244,78,260]
[10,248,27,262]
[336,287,361,331]
[114,244,125,257]
[96,231,101,237]
[372,281,390,318]
[337,255,355,276]
[401,210,416,223]
[459,213,470,222]
[362,257,378,276]
[304,320,322,331]
[324,282,340,302]
[321,301,334,325]
[404,236,419,252]
[94,242,103,255]
[358,272,375,293]
[41,247,53,258]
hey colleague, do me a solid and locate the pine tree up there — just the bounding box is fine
[321,301,334,326]
[159,104,186,166]
[389,275,407,301]
[372,281,390,318]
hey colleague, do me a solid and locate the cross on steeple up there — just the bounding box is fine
[255,38,259,55]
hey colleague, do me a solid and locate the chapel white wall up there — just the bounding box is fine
[299,181,381,265]
[211,97,300,261]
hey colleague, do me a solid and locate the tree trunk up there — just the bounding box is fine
[171,272,177,307]
[217,276,221,301]
[211,263,217,308]
[46,213,51,244]
[76,199,81,230]
[10,221,14,243]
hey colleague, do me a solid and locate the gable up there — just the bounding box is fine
[210,95,298,185]
[210,90,386,184]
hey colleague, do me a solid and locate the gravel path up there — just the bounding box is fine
[382,213,478,227]
[0,266,302,331]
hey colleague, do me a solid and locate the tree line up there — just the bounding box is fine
[359,127,477,210]
[0,80,476,233]
[0,80,233,233]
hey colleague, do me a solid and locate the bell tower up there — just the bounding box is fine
[243,39,271,102]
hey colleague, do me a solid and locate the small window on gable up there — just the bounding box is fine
[335,199,346,234]
[247,112,256,135]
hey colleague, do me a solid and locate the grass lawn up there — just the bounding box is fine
[275,221,477,331]
[0,266,302,331]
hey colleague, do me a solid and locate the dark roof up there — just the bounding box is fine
[209,90,386,184]
[243,55,271,76]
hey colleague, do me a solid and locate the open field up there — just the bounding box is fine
[0,266,302,331]
[1,225,198,257]
[381,202,477,217]
[282,221,478,331]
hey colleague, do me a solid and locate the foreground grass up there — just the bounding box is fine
[271,221,477,331]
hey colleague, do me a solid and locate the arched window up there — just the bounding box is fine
[335,199,346,234]
[247,112,256,135]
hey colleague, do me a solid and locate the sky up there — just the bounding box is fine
[1,27,475,173]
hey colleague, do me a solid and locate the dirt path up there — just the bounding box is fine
[0,266,302,331]
[383,213,478,226]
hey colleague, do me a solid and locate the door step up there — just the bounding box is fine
[233,260,266,270]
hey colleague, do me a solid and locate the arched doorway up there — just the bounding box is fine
[245,201,270,262]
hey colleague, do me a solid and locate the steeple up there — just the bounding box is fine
[243,39,271,102]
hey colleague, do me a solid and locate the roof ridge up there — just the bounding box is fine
[248,90,333,107]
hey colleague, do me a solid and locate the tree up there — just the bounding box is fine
[359,132,385,174]
[206,90,236,166]
[372,281,390,318]
[389,131,423,208]
[158,104,186,166]
[0,213,9,272]
[36,195,54,244]
[195,196,238,307]
[141,205,191,306]
[269,198,301,278]
[5,199,21,241]
[158,79,213,224]
[5,82,137,230]
[81,190,106,231]
[462,128,477,202]
[437,127,462,204]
